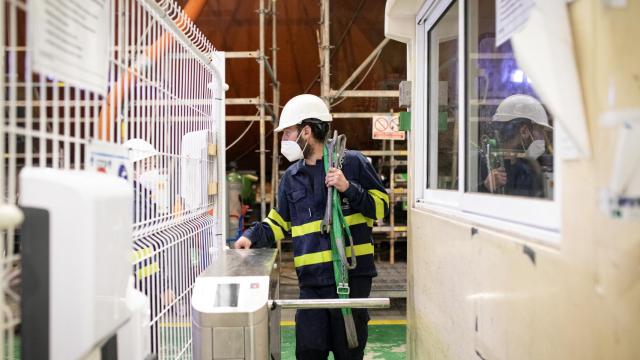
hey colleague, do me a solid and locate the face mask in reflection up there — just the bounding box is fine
[280,131,307,162]
[526,140,546,159]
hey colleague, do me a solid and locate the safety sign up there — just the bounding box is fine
[85,140,133,184]
[372,115,405,140]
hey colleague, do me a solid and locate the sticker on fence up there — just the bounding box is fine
[372,115,405,140]
[86,140,132,184]
[28,0,110,94]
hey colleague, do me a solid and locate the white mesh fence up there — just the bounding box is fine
[0,0,225,358]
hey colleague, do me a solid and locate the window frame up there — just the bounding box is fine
[414,0,562,237]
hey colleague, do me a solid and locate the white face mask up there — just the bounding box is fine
[280,131,307,162]
[526,139,546,159]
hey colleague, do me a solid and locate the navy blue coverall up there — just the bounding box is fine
[478,157,547,197]
[242,150,389,360]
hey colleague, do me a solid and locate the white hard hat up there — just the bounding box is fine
[492,94,551,128]
[275,94,332,132]
[123,138,158,162]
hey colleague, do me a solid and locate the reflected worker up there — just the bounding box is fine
[480,94,553,198]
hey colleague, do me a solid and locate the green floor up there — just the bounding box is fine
[280,324,406,360]
[8,325,405,359]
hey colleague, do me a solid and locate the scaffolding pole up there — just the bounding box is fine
[259,0,266,219]
[320,0,330,105]
[315,1,406,267]
[332,38,390,101]
[225,0,279,221]
[271,0,280,212]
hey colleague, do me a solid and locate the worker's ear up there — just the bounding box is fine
[302,125,312,139]
[519,124,531,140]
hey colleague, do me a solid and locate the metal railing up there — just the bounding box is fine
[0,0,225,358]
[270,297,390,310]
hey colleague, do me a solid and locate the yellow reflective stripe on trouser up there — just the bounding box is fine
[268,209,291,231]
[291,213,374,237]
[367,189,389,220]
[264,218,285,241]
[294,243,375,268]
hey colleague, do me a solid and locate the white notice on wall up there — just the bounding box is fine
[29,0,110,94]
[495,0,535,47]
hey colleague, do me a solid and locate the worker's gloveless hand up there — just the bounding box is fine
[325,167,350,192]
[234,236,252,249]
[484,167,507,192]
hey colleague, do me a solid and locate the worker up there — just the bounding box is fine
[479,94,553,197]
[124,138,159,222]
[234,94,389,360]
[126,139,190,324]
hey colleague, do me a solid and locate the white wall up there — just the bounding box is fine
[387,0,640,358]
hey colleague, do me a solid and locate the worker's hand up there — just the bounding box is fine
[483,167,507,192]
[234,236,252,249]
[326,167,350,192]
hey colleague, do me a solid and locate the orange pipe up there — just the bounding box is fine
[98,0,208,141]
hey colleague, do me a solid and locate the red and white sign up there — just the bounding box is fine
[372,115,405,140]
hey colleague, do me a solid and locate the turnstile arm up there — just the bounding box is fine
[269,298,390,310]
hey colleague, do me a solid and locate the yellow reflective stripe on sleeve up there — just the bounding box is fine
[136,263,159,279]
[267,209,291,231]
[367,189,389,220]
[264,218,285,242]
[294,242,375,267]
[291,220,322,237]
[368,189,390,205]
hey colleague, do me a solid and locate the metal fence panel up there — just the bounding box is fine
[1,0,225,358]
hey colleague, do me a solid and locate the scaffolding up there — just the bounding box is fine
[225,0,279,221]
[223,0,406,268]
[318,0,406,266]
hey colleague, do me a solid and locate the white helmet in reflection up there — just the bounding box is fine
[492,94,551,128]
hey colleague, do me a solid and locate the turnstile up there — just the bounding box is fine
[191,249,389,360]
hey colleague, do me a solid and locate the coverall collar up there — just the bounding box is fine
[290,157,324,176]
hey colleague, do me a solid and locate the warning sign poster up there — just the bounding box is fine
[372,115,405,140]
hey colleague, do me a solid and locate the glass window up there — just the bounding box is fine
[465,0,554,199]
[427,1,459,190]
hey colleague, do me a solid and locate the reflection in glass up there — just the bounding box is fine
[466,0,554,199]
[427,1,459,190]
